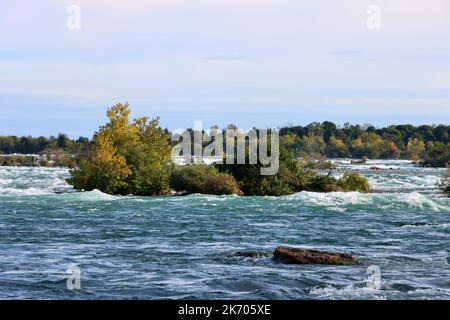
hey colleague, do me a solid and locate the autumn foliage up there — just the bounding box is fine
[67,103,171,195]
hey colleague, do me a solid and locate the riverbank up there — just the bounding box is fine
[0,152,75,168]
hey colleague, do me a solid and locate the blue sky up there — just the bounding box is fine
[1,0,449,137]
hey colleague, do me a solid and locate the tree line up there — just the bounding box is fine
[1,120,449,168]
[280,122,449,167]
[0,134,90,155]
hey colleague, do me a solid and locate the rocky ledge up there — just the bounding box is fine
[273,246,357,265]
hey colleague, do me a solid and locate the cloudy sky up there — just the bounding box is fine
[1,0,449,137]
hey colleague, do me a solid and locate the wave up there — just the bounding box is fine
[162,190,450,213]
[0,184,73,196]
[75,189,119,201]
[283,191,450,213]
[367,174,442,192]
[1,164,448,214]
[309,284,386,300]
[0,166,71,196]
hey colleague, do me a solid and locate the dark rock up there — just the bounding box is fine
[351,159,366,164]
[273,246,357,265]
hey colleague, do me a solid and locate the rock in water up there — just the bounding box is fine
[273,246,357,265]
[233,251,272,258]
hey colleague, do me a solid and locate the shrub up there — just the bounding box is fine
[217,146,371,195]
[337,172,372,193]
[216,147,312,196]
[170,165,242,195]
[204,174,242,195]
[170,165,218,194]
[305,173,340,193]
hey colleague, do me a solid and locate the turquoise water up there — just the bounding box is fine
[0,160,449,299]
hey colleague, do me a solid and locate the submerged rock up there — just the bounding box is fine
[351,157,367,164]
[273,246,357,265]
[233,251,272,258]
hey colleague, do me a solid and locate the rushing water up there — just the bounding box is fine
[0,160,449,300]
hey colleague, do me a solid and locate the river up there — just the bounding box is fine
[0,160,449,299]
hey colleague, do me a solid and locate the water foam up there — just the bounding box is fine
[0,166,72,196]
[309,285,386,300]
[76,189,119,201]
[284,191,450,213]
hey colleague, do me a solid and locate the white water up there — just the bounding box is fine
[0,160,449,300]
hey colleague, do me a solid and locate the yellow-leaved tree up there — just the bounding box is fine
[67,103,171,195]
[406,138,425,163]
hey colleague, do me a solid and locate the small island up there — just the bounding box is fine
[67,103,371,196]
[1,103,449,197]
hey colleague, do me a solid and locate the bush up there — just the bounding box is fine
[170,165,218,194]
[337,172,372,193]
[217,146,371,196]
[305,173,340,193]
[204,174,242,195]
[216,147,315,196]
[170,165,242,195]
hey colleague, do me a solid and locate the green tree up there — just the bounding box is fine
[67,103,171,195]
[351,132,387,159]
[327,136,349,158]
[422,142,450,167]
[406,138,425,162]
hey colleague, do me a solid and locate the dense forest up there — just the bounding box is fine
[279,122,449,167]
[1,122,449,167]
[0,134,91,167]
[0,134,89,155]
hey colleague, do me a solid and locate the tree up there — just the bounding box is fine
[422,142,450,167]
[351,132,386,159]
[327,136,349,158]
[387,141,400,159]
[57,133,71,149]
[67,103,172,195]
[406,138,425,162]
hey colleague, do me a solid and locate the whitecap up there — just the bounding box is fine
[283,191,450,213]
[309,284,386,300]
[76,189,118,201]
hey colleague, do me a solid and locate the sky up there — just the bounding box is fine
[1,0,449,137]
